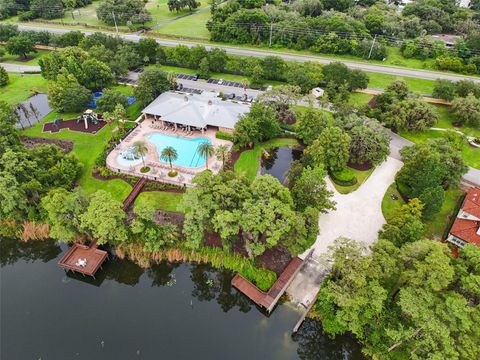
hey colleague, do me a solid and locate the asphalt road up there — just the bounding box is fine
[12,24,480,83]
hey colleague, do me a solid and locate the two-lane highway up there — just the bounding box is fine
[10,24,480,83]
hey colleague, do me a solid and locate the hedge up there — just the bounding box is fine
[330,168,357,186]
[216,130,234,142]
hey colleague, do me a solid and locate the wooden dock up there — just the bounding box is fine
[122,177,147,210]
[232,250,313,313]
[58,240,108,278]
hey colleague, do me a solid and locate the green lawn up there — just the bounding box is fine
[330,166,375,194]
[134,191,184,213]
[0,73,48,105]
[234,138,299,181]
[382,183,404,221]
[22,111,132,202]
[350,92,374,108]
[155,8,211,39]
[401,130,480,169]
[381,183,464,239]
[366,72,436,94]
[0,47,50,65]
[40,0,210,31]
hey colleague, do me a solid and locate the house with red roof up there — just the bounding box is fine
[447,187,480,248]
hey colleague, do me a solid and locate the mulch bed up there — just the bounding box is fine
[348,161,373,171]
[20,136,74,153]
[43,118,107,134]
[204,231,223,248]
[153,210,185,229]
[255,246,292,276]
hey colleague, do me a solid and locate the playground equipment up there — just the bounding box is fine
[77,109,100,130]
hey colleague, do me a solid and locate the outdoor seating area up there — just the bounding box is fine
[106,124,232,186]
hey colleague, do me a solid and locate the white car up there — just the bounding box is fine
[218,79,224,85]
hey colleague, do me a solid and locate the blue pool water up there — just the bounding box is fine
[147,132,212,168]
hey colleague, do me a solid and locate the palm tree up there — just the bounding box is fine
[161,146,178,171]
[215,144,230,168]
[132,141,148,167]
[197,142,214,169]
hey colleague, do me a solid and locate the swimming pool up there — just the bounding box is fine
[147,132,212,168]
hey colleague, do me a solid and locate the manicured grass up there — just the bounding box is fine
[0,47,50,65]
[0,73,48,105]
[400,129,480,169]
[382,183,404,221]
[366,72,436,94]
[134,191,184,213]
[234,138,299,181]
[156,8,211,39]
[381,182,464,239]
[424,188,464,239]
[147,0,209,26]
[22,111,132,202]
[330,166,375,194]
[350,92,373,108]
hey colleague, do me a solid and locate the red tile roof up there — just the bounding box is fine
[450,218,480,247]
[449,188,480,247]
[462,187,480,219]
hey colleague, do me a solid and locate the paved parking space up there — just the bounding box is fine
[208,78,249,88]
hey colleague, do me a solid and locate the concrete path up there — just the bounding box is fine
[0,63,40,73]
[287,156,403,306]
[13,24,480,83]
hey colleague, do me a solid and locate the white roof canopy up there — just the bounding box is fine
[142,91,251,130]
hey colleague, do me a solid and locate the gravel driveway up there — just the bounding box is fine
[302,156,404,259]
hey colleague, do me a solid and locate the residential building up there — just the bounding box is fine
[447,187,480,248]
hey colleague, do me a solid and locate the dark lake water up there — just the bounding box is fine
[260,146,303,183]
[0,237,363,360]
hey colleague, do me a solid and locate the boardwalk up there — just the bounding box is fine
[122,177,147,210]
[232,250,312,313]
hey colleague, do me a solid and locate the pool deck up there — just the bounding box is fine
[106,123,232,186]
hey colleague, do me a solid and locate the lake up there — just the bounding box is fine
[0,237,363,359]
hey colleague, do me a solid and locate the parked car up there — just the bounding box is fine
[192,74,199,81]
[218,79,224,85]
[228,93,235,99]
[241,94,248,101]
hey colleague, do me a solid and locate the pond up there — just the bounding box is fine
[260,146,303,184]
[0,237,363,360]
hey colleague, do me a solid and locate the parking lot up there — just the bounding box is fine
[176,73,198,81]
[207,78,249,89]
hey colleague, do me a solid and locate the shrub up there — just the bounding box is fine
[168,170,178,177]
[330,168,357,186]
[140,166,150,173]
[215,130,234,142]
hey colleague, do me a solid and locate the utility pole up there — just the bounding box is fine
[112,11,119,34]
[368,34,377,59]
[269,23,273,48]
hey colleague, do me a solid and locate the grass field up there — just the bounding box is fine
[22,111,133,202]
[366,72,436,94]
[381,183,464,239]
[399,106,480,169]
[0,47,50,65]
[134,191,184,212]
[155,9,211,39]
[0,73,48,105]
[234,138,299,181]
[330,166,375,194]
[40,0,210,31]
